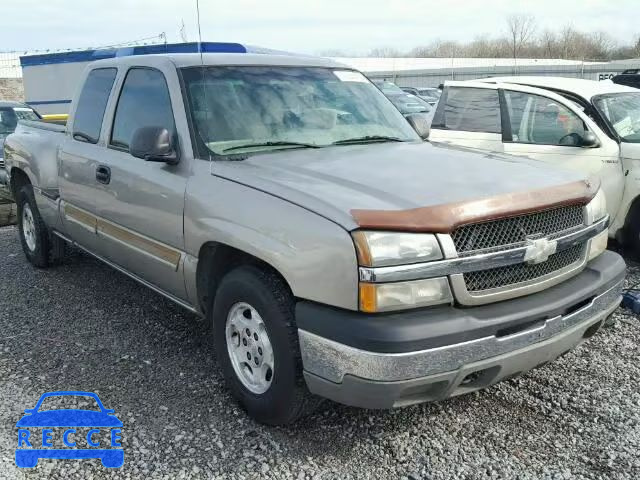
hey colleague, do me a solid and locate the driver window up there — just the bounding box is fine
[504,91,587,146]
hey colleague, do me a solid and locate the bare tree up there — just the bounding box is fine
[506,14,537,60]
[179,19,188,43]
[367,46,402,58]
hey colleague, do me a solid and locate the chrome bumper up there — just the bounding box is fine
[299,279,622,408]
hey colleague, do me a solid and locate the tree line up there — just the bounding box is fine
[332,15,640,61]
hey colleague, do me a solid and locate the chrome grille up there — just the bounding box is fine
[463,244,584,292]
[0,157,4,169]
[452,205,585,255]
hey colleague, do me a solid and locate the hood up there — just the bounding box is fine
[211,141,588,231]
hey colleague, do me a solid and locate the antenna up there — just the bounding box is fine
[194,0,213,168]
[196,0,204,63]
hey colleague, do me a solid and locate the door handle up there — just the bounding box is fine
[96,165,111,185]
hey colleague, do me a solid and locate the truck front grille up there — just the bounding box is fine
[463,244,585,292]
[448,204,590,304]
[0,158,4,169]
[452,205,585,255]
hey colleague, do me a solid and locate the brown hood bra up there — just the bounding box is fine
[350,179,599,233]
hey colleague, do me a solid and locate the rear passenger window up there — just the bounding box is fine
[433,87,501,133]
[110,68,175,151]
[72,68,117,144]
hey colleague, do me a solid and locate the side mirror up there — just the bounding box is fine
[581,132,600,148]
[405,113,431,140]
[130,126,179,164]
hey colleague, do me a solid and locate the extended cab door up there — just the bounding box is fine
[91,61,190,300]
[500,87,623,219]
[428,83,504,153]
[58,68,118,249]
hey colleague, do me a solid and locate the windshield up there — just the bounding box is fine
[181,66,418,156]
[374,81,406,95]
[418,88,441,99]
[593,93,640,143]
[386,94,432,114]
[0,106,39,135]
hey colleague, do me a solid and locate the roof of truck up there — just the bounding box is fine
[478,76,638,100]
[90,52,348,70]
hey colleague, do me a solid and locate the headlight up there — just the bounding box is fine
[352,231,442,267]
[585,189,608,259]
[588,230,608,261]
[586,189,607,224]
[353,231,451,312]
[359,278,452,313]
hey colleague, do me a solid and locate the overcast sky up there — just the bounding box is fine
[2,0,637,55]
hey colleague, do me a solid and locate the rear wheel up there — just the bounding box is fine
[212,265,321,425]
[16,185,64,268]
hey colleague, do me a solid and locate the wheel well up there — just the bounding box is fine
[196,243,292,317]
[9,168,31,199]
[621,196,640,239]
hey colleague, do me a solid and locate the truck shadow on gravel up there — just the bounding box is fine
[1,229,638,478]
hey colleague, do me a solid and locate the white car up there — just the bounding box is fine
[428,76,640,252]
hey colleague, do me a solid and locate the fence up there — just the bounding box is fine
[354,57,640,88]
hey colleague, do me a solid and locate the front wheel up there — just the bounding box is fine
[212,265,321,425]
[16,185,64,268]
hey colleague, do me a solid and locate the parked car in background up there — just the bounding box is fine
[374,81,432,116]
[386,93,432,115]
[401,86,441,105]
[0,102,40,186]
[613,69,640,89]
[3,50,624,425]
[428,76,640,253]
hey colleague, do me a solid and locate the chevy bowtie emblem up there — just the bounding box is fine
[524,237,557,264]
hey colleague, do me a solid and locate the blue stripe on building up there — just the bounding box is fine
[20,42,249,67]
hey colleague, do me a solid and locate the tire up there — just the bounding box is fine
[623,213,640,260]
[212,265,321,425]
[16,185,64,268]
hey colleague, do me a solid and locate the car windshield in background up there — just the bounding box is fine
[375,81,406,95]
[593,93,640,143]
[418,88,441,99]
[0,107,39,135]
[181,66,418,156]
[386,93,432,114]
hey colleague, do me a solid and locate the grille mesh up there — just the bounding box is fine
[463,244,584,292]
[452,205,585,255]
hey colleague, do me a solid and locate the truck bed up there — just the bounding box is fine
[18,119,66,134]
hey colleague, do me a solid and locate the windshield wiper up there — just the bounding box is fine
[332,135,406,145]
[222,141,321,153]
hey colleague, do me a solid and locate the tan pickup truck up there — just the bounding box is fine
[3,49,625,424]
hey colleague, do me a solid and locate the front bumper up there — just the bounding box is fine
[297,251,625,409]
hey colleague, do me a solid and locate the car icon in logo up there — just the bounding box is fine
[15,391,123,468]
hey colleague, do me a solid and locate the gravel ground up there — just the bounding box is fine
[0,225,638,479]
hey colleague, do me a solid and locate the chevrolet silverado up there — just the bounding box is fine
[2,49,626,425]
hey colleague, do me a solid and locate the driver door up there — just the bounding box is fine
[501,88,623,218]
[90,65,190,300]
